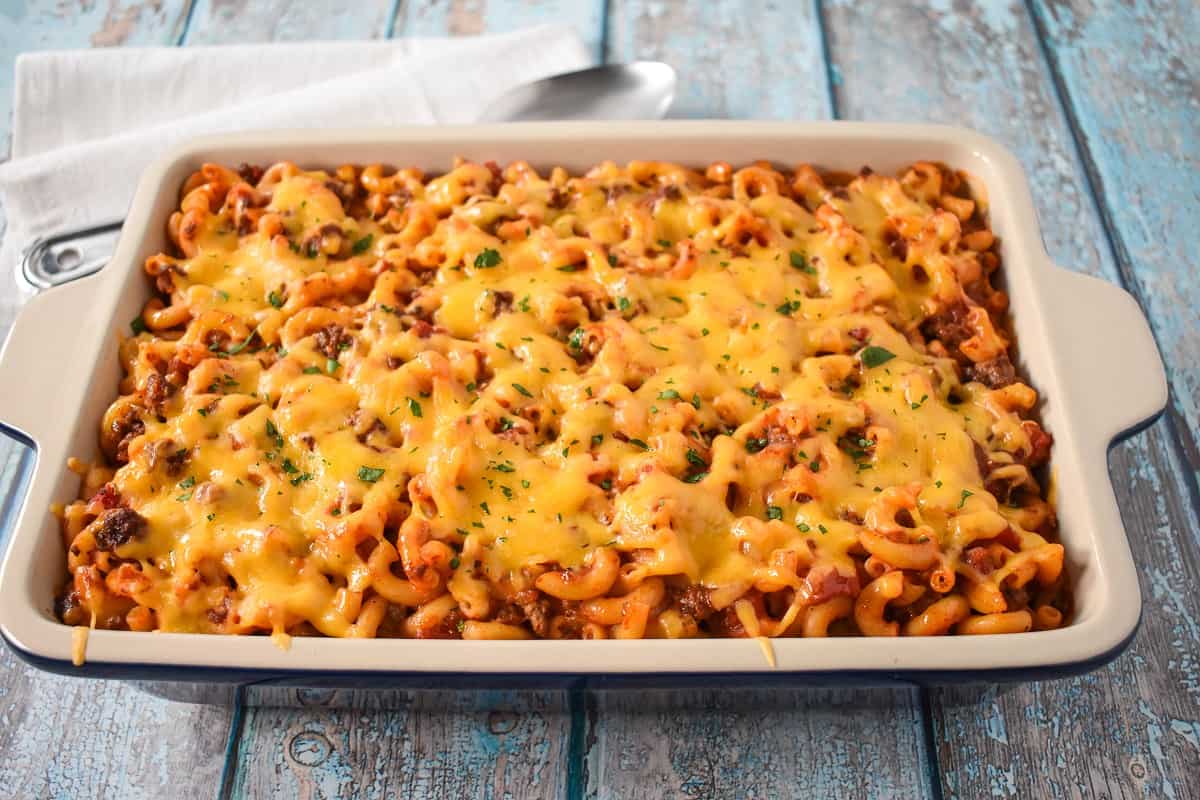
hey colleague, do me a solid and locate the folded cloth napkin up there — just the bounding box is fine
[0,24,591,288]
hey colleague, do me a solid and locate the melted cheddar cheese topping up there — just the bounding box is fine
[58,158,1065,641]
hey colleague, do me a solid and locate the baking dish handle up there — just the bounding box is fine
[0,273,103,448]
[1048,266,1168,443]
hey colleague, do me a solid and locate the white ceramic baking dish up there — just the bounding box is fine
[0,122,1167,684]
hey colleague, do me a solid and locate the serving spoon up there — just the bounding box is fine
[19,61,678,290]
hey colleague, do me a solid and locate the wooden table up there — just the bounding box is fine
[0,1,1195,797]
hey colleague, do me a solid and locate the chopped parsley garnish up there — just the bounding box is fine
[290,472,313,486]
[691,393,702,409]
[629,438,650,451]
[449,557,461,570]
[797,522,811,532]
[568,327,586,352]
[657,239,672,248]
[776,300,801,316]
[745,437,768,454]
[406,397,423,418]
[225,333,255,356]
[197,408,209,417]
[607,253,618,267]
[766,505,783,521]
[325,358,339,374]
[474,248,501,268]
[268,290,284,309]
[498,417,515,432]
[911,394,929,410]
[658,389,681,401]
[352,234,374,255]
[281,458,300,475]
[683,472,708,483]
[130,316,148,335]
[649,342,669,352]
[818,524,828,534]
[265,420,284,449]
[480,502,491,515]
[617,297,632,312]
[860,345,896,369]
[686,449,706,467]
[493,460,516,473]
[513,383,533,398]
[591,434,604,447]
[358,466,385,483]
[789,250,816,274]
[302,366,322,375]
[176,491,193,502]
[557,263,586,272]
[178,476,196,490]
[958,489,974,509]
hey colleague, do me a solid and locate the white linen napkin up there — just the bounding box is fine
[0,24,591,297]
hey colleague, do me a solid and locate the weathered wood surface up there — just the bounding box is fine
[606,0,832,120]
[397,0,607,61]
[230,689,573,799]
[584,4,934,800]
[1031,0,1200,478]
[185,4,585,796]
[582,688,935,800]
[0,1,1197,799]
[825,1,1200,797]
[185,0,397,43]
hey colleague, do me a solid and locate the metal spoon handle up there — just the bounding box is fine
[20,220,123,290]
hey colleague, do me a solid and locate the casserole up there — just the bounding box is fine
[0,122,1166,684]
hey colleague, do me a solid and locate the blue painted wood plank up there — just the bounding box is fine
[824,1,1200,797]
[230,689,573,799]
[584,689,934,800]
[586,4,933,799]
[0,5,235,800]
[606,0,832,120]
[183,0,399,43]
[0,0,192,158]
[396,0,606,62]
[207,2,598,795]
[1030,0,1200,490]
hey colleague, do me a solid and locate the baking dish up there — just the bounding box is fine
[0,122,1166,685]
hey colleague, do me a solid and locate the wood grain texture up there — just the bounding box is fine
[0,646,233,799]
[1030,0,1200,495]
[0,0,192,156]
[395,0,606,61]
[584,688,935,800]
[183,0,398,43]
[586,5,933,800]
[230,690,573,799]
[193,3,587,797]
[606,0,832,120]
[824,1,1200,797]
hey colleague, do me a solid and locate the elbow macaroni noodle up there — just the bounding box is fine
[56,156,1067,641]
